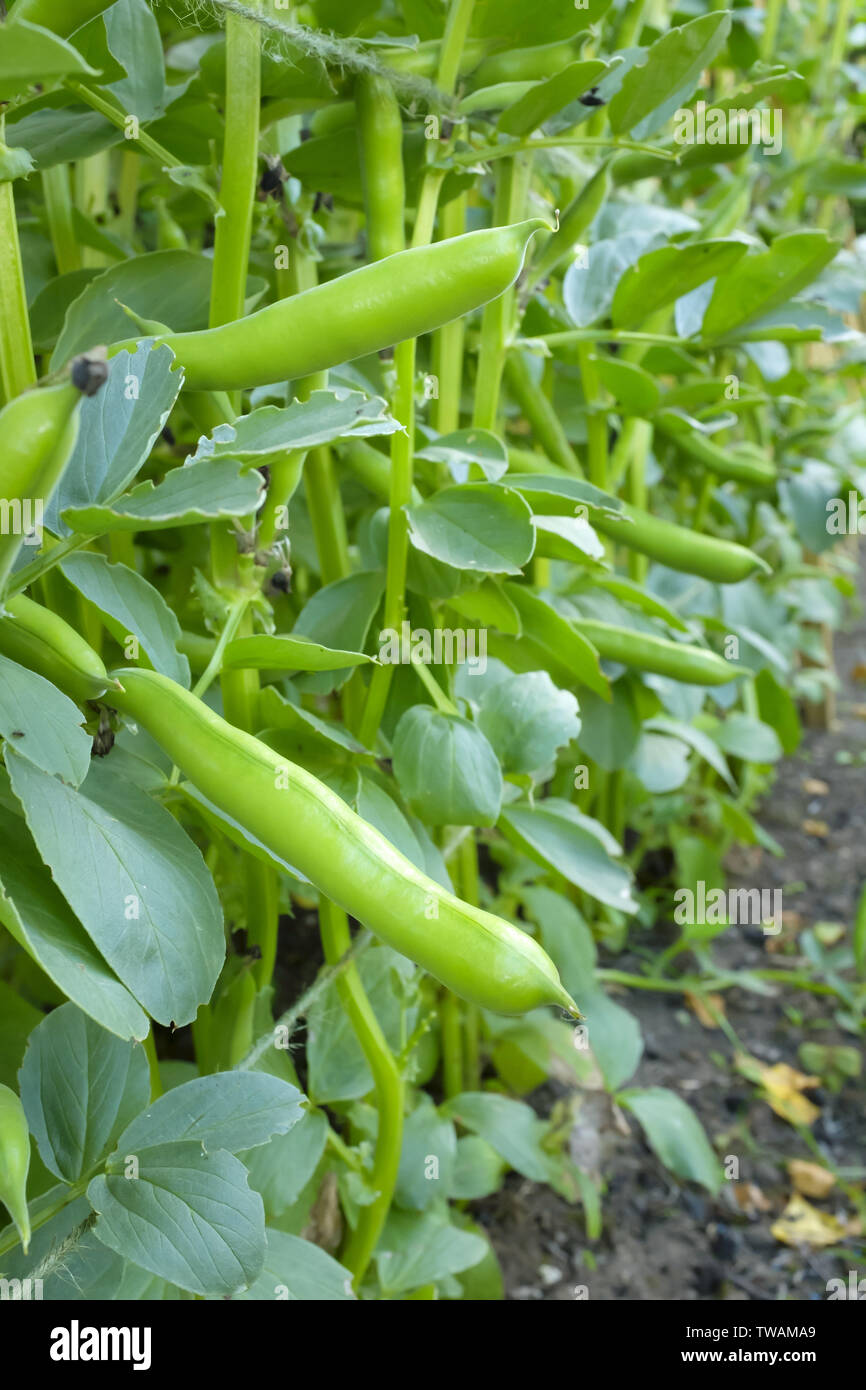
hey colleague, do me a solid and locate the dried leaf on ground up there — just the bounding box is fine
[771,1195,847,1248]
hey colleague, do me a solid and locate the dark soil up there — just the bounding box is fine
[478,583,866,1302]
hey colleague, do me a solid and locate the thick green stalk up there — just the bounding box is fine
[473,155,532,430]
[206,2,276,992]
[42,165,81,275]
[625,419,652,584]
[505,352,584,475]
[459,835,482,1091]
[75,152,111,269]
[439,988,463,1098]
[0,117,36,400]
[437,0,476,94]
[209,0,262,417]
[319,898,402,1289]
[431,194,467,434]
[575,344,607,488]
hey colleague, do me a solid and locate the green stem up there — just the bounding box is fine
[319,899,402,1289]
[359,336,416,747]
[115,149,140,243]
[431,194,467,434]
[68,81,185,177]
[505,352,584,475]
[0,1177,90,1261]
[42,165,81,275]
[760,0,784,61]
[626,419,652,583]
[473,154,532,430]
[209,0,262,414]
[449,136,677,167]
[575,345,607,489]
[459,835,481,1090]
[0,117,36,400]
[437,0,476,94]
[439,987,464,1098]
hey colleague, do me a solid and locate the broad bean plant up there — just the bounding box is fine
[0,0,863,1301]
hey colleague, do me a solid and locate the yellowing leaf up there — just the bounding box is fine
[771,1195,846,1248]
[734,1054,820,1126]
[685,991,726,1028]
[787,1159,836,1199]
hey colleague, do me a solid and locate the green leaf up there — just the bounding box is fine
[576,683,642,771]
[500,799,637,913]
[116,1073,303,1155]
[0,654,91,784]
[0,18,98,101]
[240,1111,329,1221]
[447,1135,506,1201]
[701,232,840,341]
[854,884,866,982]
[19,1003,150,1183]
[440,1092,554,1182]
[502,585,610,699]
[60,550,190,688]
[233,1229,355,1301]
[392,707,503,826]
[406,484,535,575]
[416,428,508,483]
[712,713,782,763]
[376,1209,487,1296]
[644,715,735,790]
[307,945,418,1104]
[223,632,375,673]
[504,473,623,518]
[51,251,214,368]
[755,669,802,756]
[395,1096,457,1211]
[192,389,400,460]
[592,355,660,414]
[104,0,167,124]
[620,1087,723,1193]
[292,570,385,695]
[533,514,605,564]
[88,1142,266,1297]
[476,670,580,773]
[46,344,182,534]
[0,805,149,1042]
[498,60,608,136]
[63,458,265,533]
[608,12,732,137]
[628,731,691,792]
[6,754,224,1027]
[612,240,748,329]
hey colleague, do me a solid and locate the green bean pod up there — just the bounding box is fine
[109,668,579,1018]
[573,619,741,686]
[0,382,81,599]
[655,414,777,486]
[590,500,769,584]
[0,595,114,703]
[124,221,549,392]
[0,1083,31,1254]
